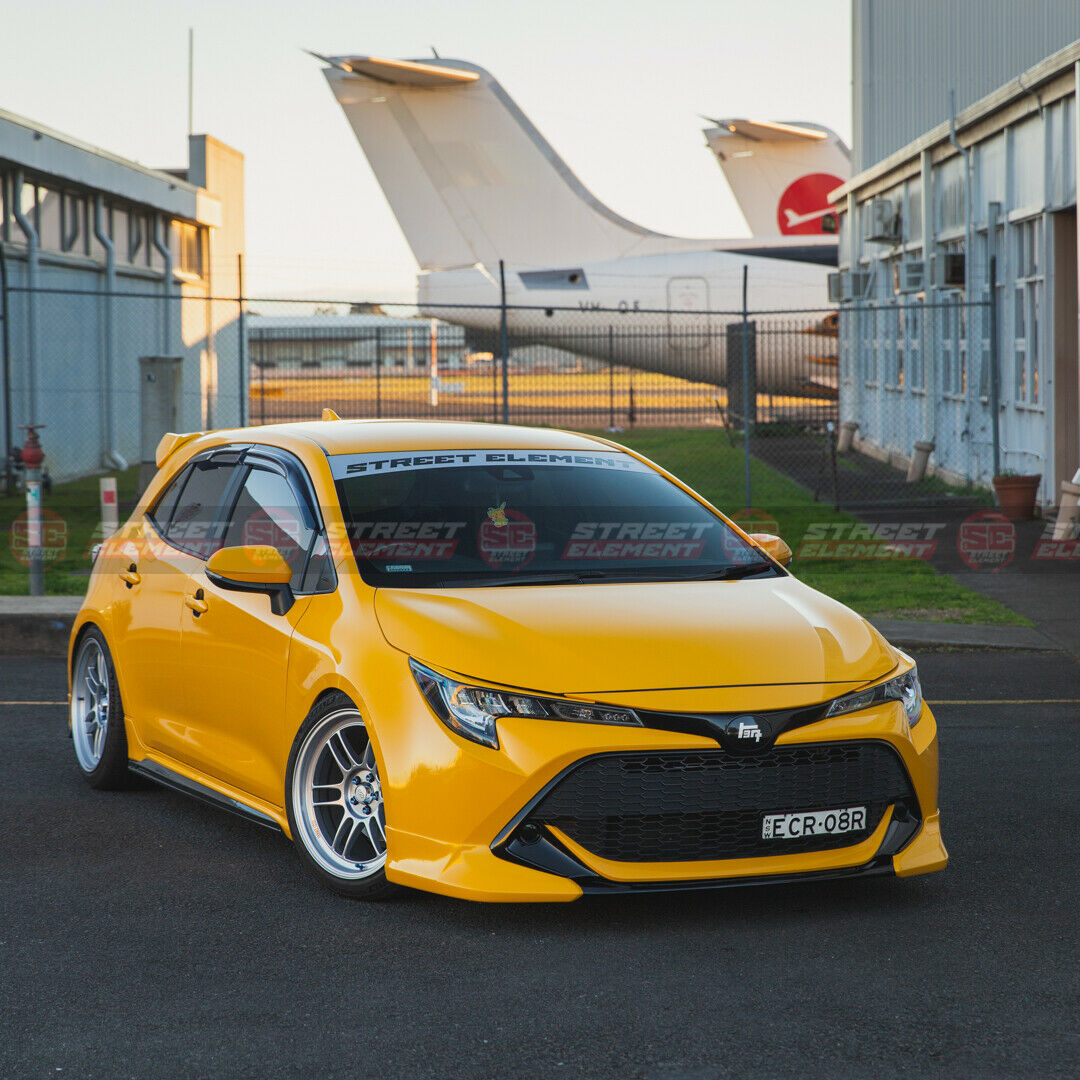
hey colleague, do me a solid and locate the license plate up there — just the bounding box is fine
[761,806,866,840]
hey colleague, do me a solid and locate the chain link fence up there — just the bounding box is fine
[245,300,838,434]
[0,276,996,512]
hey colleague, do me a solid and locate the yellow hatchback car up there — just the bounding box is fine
[70,419,947,901]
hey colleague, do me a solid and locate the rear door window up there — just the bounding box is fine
[164,460,237,559]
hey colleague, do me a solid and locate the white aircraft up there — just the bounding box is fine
[314,54,846,394]
[702,118,851,238]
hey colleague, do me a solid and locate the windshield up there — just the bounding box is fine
[332,448,778,587]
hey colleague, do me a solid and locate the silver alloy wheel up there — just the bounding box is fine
[72,637,110,772]
[292,708,387,879]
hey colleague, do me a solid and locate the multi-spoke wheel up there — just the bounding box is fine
[70,628,129,789]
[286,693,396,898]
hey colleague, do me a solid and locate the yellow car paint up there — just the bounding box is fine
[71,419,947,901]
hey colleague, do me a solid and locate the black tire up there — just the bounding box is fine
[70,627,130,790]
[285,691,398,900]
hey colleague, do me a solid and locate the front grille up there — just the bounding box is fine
[523,742,915,863]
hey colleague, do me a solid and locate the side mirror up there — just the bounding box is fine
[206,545,295,615]
[748,532,792,567]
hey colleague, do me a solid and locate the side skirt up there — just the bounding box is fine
[129,759,282,832]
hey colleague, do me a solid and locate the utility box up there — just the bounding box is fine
[138,356,182,494]
[726,322,757,426]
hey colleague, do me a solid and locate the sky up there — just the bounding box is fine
[1,0,852,301]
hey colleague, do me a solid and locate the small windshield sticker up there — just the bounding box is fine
[478,509,536,570]
[487,501,509,528]
[385,564,413,572]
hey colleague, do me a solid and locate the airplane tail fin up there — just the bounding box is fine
[316,54,690,271]
[703,119,851,237]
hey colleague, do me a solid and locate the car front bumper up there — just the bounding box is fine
[366,656,947,902]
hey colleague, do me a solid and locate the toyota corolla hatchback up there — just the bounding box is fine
[69,419,946,900]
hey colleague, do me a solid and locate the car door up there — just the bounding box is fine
[177,449,334,806]
[130,450,243,763]
[109,454,234,750]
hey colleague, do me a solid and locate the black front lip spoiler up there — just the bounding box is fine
[496,828,900,895]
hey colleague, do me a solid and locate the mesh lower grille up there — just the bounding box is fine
[525,742,915,862]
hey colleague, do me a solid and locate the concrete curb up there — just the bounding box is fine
[0,598,80,658]
[870,618,1060,652]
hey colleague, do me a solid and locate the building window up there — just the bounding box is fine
[171,221,205,278]
[1012,218,1042,405]
[60,193,84,253]
[940,295,967,396]
[111,207,129,262]
[127,212,143,263]
[904,298,923,390]
[860,304,877,384]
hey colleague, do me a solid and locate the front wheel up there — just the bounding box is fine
[285,692,396,899]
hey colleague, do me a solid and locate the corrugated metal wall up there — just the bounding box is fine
[853,0,1080,170]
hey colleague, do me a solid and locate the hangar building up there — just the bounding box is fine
[0,113,244,483]
[833,6,1080,508]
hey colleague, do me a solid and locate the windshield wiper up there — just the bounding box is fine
[429,571,593,588]
[675,561,776,582]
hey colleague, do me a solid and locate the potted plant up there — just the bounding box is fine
[992,471,1041,521]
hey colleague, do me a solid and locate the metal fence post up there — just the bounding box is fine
[0,246,12,495]
[259,354,266,425]
[237,253,247,426]
[608,326,616,430]
[499,260,509,423]
[375,326,382,419]
[741,265,752,512]
[987,202,1002,479]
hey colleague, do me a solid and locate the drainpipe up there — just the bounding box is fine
[93,195,128,472]
[151,213,173,354]
[949,92,974,480]
[11,169,39,427]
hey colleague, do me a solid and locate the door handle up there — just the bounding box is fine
[119,563,141,588]
[184,588,208,616]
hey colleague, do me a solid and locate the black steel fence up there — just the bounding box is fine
[0,278,994,511]
[245,300,839,433]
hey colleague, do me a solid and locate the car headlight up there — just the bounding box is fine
[409,659,641,750]
[824,665,923,726]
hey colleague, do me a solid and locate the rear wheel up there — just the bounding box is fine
[285,692,396,899]
[70,628,130,790]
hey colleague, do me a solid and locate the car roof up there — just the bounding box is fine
[208,419,615,457]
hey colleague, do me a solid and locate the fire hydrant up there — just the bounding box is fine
[19,425,45,596]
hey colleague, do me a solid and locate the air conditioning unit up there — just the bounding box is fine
[849,269,875,301]
[935,252,966,289]
[864,199,902,243]
[897,261,926,294]
[827,271,846,303]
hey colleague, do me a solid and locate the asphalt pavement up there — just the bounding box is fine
[1,650,1078,1080]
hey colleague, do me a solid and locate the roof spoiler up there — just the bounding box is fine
[155,431,204,468]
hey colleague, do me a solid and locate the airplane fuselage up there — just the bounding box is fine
[419,250,834,396]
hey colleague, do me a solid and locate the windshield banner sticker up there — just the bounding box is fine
[330,449,653,479]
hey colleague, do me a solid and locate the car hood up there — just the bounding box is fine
[374,575,897,697]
